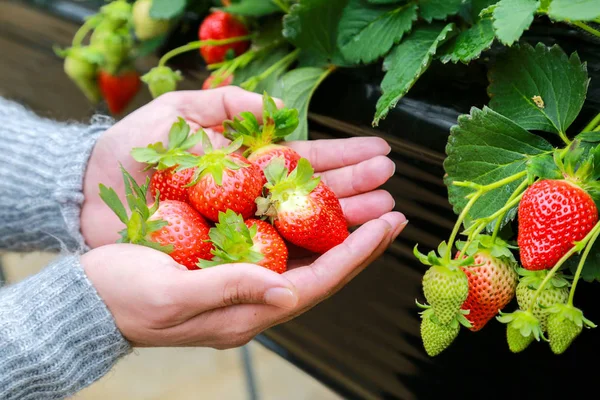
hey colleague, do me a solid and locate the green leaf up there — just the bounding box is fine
[282,67,333,141]
[470,0,501,20]
[439,18,495,64]
[419,0,464,22]
[368,0,403,3]
[443,106,553,224]
[526,154,562,180]
[282,0,350,66]
[99,184,128,224]
[337,0,417,65]
[168,117,191,150]
[373,23,455,126]
[548,0,600,21]
[150,0,187,19]
[273,108,300,137]
[488,43,589,135]
[576,130,600,143]
[492,0,539,46]
[222,0,281,16]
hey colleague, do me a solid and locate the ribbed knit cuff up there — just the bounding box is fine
[0,255,132,400]
[0,97,113,252]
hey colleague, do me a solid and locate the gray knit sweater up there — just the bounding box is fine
[0,97,132,399]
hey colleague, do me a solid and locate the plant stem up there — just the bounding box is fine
[527,221,600,313]
[568,222,600,305]
[491,179,529,242]
[72,16,98,47]
[558,131,571,146]
[445,192,481,264]
[240,48,300,91]
[158,35,254,67]
[572,21,600,38]
[453,171,527,195]
[272,0,290,13]
[582,112,600,133]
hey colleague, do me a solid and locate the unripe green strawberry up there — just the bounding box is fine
[497,309,544,353]
[141,66,182,98]
[90,24,133,73]
[420,308,460,357]
[546,303,596,354]
[516,269,569,331]
[57,45,103,103]
[132,0,171,40]
[423,265,469,325]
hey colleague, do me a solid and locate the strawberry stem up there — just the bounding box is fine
[582,112,600,133]
[571,21,600,39]
[527,221,600,313]
[240,48,300,92]
[72,16,100,47]
[158,35,256,67]
[445,192,481,263]
[491,179,529,242]
[568,221,600,306]
[272,0,290,12]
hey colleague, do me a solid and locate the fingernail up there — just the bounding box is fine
[395,219,409,238]
[390,162,396,177]
[265,288,298,309]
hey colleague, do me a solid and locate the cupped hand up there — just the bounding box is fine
[83,211,406,348]
[81,86,398,251]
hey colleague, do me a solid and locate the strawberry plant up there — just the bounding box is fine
[414,41,600,357]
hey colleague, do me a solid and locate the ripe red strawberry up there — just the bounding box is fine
[516,269,569,331]
[98,68,141,115]
[199,209,288,273]
[222,92,301,185]
[198,11,250,64]
[256,157,349,254]
[99,167,213,270]
[131,117,203,203]
[455,237,518,331]
[178,132,263,222]
[202,73,233,90]
[518,179,598,271]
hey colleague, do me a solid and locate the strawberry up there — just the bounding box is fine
[132,0,171,41]
[517,179,598,271]
[141,66,182,99]
[497,309,545,353]
[256,157,349,254]
[546,303,596,354]
[202,73,233,90]
[199,209,288,273]
[420,308,460,357]
[98,68,141,115]
[455,236,518,331]
[422,265,469,325]
[198,11,251,65]
[177,132,263,222]
[222,92,301,185]
[99,167,213,270]
[131,117,203,203]
[515,268,569,331]
[56,45,103,103]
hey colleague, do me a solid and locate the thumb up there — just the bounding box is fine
[171,263,299,315]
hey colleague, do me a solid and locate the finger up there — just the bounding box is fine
[339,190,396,226]
[285,137,391,172]
[169,263,299,321]
[164,86,283,128]
[317,155,395,198]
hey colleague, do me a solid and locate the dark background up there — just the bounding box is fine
[2,1,600,399]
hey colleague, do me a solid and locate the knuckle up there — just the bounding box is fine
[222,281,256,306]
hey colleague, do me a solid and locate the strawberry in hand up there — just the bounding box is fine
[199,209,288,274]
[256,157,349,254]
[131,117,203,203]
[99,166,213,270]
[222,92,302,185]
[176,131,263,222]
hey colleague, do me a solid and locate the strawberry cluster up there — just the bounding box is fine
[99,93,349,274]
[415,141,600,357]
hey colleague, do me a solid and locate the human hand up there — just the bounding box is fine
[81,86,398,250]
[83,211,406,348]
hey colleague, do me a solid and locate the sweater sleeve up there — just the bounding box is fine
[0,254,132,400]
[0,97,112,252]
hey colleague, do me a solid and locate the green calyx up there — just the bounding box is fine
[175,130,248,187]
[413,241,475,271]
[516,268,571,291]
[255,157,320,220]
[99,0,132,26]
[98,165,172,253]
[198,209,264,269]
[222,91,299,157]
[455,234,517,264]
[141,66,182,99]
[546,303,597,330]
[130,117,202,171]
